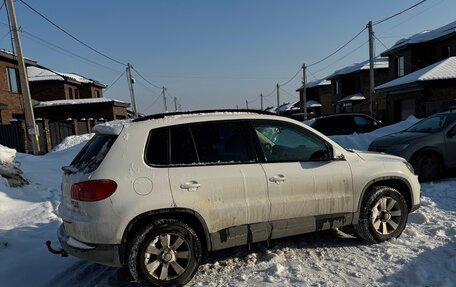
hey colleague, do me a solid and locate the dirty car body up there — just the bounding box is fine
[57,110,420,286]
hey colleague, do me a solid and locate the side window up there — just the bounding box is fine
[252,121,331,162]
[339,116,355,130]
[190,121,256,164]
[145,127,168,166]
[354,116,370,127]
[170,125,198,165]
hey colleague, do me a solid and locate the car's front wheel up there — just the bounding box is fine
[414,153,442,182]
[128,219,202,286]
[354,186,408,243]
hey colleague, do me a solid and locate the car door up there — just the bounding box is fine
[444,117,456,168]
[251,120,353,239]
[168,121,270,249]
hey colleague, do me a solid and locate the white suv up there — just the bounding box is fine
[57,110,420,286]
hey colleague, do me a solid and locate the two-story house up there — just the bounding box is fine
[28,65,129,121]
[327,57,390,120]
[0,49,37,124]
[376,20,456,122]
[296,78,331,116]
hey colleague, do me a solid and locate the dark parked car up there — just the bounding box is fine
[310,113,381,136]
[369,110,456,182]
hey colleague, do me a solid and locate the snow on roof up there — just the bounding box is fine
[337,93,366,103]
[297,78,331,91]
[276,102,293,112]
[382,20,456,55]
[264,106,277,112]
[27,66,64,82]
[0,49,37,65]
[376,56,456,90]
[27,66,105,87]
[34,98,129,108]
[307,100,322,107]
[329,57,389,78]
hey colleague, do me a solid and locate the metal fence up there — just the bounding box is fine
[0,122,24,152]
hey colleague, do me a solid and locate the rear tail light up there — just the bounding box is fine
[71,179,117,202]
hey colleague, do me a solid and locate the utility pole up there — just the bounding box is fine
[260,93,263,110]
[246,100,249,109]
[301,64,308,119]
[162,87,168,112]
[236,105,239,110]
[6,0,39,154]
[367,21,375,117]
[173,97,177,111]
[276,83,280,108]
[126,63,138,118]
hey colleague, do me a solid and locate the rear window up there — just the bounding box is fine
[69,134,117,173]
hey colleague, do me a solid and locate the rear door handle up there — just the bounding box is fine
[269,174,286,183]
[180,180,201,191]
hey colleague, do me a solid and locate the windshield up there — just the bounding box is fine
[406,114,456,133]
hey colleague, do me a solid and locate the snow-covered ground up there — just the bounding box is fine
[1,119,455,287]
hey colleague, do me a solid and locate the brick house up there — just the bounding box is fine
[28,65,105,101]
[376,20,456,122]
[0,49,37,124]
[296,78,332,116]
[28,65,129,121]
[327,58,390,121]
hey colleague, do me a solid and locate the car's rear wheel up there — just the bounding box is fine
[128,219,202,286]
[415,153,442,182]
[354,186,408,243]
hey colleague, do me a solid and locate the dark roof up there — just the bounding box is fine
[0,49,37,66]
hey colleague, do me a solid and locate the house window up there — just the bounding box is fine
[334,80,340,95]
[75,89,80,99]
[397,56,405,77]
[94,90,100,98]
[441,46,451,59]
[6,67,20,93]
[68,87,74,99]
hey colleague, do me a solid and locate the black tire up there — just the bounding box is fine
[128,219,202,287]
[414,153,442,182]
[354,186,408,243]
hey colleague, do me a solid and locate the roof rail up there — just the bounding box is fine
[132,109,276,122]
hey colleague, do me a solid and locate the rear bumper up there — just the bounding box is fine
[58,224,122,267]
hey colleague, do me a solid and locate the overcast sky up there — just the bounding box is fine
[3,0,456,114]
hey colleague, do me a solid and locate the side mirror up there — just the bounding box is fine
[448,129,456,137]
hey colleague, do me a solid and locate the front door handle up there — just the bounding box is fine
[269,174,286,183]
[180,180,201,191]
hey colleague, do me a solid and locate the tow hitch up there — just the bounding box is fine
[45,240,68,257]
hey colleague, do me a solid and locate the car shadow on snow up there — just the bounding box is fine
[45,229,364,287]
[378,241,456,286]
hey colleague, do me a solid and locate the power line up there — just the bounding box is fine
[279,66,302,86]
[374,34,423,71]
[373,0,427,26]
[308,27,367,68]
[143,93,163,113]
[313,40,369,75]
[105,70,126,91]
[131,67,162,90]
[17,28,121,73]
[18,0,127,66]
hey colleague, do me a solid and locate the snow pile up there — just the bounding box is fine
[0,145,27,187]
[329,116,420,150]
[52,133,94,152]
